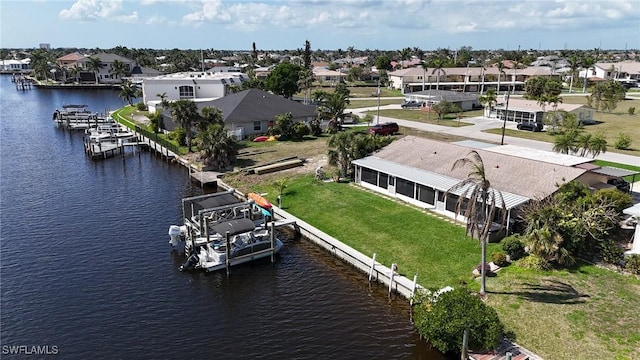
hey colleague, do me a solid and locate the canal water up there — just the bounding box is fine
[0,76,443,359]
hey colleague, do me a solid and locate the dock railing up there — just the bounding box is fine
[272,206,423,300]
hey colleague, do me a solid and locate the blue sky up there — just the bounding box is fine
[1,0,639,51]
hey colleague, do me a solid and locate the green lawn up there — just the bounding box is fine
[347,99,403,109]
[363,109,474,127]
[221,174,640,359]
[224,174,500,288]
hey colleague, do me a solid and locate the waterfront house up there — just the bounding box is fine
[351,137,595,235]
[142,71,249,112]
[162,88,317,140]
[0,59,31,74]
[74,53,136,84]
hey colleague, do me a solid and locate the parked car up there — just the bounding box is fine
[516,121,543,132]
[401,100,425,109]
[607,178,631,193]
[368,122,399,135]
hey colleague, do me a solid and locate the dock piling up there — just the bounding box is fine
[368,253,377,282]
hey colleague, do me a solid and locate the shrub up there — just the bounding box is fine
[501,235,526,260]
[625,255,640,275]
[614,133,632,150]
[168,128,186,146]
[628,107,636,115]
[136,102,148,111]
[413,287,504,355]
[290,121,310,140]
[600,239,623,265]
[491,252,509,267]
[518,254,552,270]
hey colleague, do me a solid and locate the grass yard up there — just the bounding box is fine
[487,264,640,360]
[223,174,501,289]
[483,97,640,157]
[221,173,640,360]
[347,98,403,108]
[363,108,475,127]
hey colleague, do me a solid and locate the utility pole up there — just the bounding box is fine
[376,80,381,125]
[500,85,511,145]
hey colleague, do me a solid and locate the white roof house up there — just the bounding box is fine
[0,59,31,73]
[141,71,249,106]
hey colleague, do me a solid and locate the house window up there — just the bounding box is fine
[417,184,435,205]
[396,178,415,198]
[378,173,388,188]
[361,168,378,185]
[253,121,261,131]
[179,85,194,99]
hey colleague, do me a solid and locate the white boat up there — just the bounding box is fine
[53,104,98,121]
[168,189,283,272]
[85,121,135,142]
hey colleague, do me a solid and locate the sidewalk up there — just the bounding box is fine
[351,106,640,166]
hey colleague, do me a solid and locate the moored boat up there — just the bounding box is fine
[168,189,283,272]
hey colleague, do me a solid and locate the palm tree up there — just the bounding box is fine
[398,47,412,68]
[316,91,347,133]
[495,60,506,94]
[110,59,129,82]
[169,99,200,152]
[198,106,224,132]
[430,58,446,90]
[576,133,593,157]
[147,110,163,133]
[86,56,102,84]
[587,134,607,158]
[119,81,136,105]
[297,68,314,105]
[478,88,497,117]
[552,132,578,154]
[567,55,581,93]
[69,64,83,83]
[581,56,596,93]
[196,123,237,170]
[445,151,506,296]
[420,61,429,91]
[327,131,355,178]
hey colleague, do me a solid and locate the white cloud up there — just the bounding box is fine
[59,0,139,23]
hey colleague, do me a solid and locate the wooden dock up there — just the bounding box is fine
[189,170,222,186]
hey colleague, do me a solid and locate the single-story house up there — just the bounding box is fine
[0,59,31,73]
[493,98,594,125]
[351,136,592,235]
[313,67,347,83]
[162,89,317,140]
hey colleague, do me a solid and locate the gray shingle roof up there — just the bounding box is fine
[210,89,317,123]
